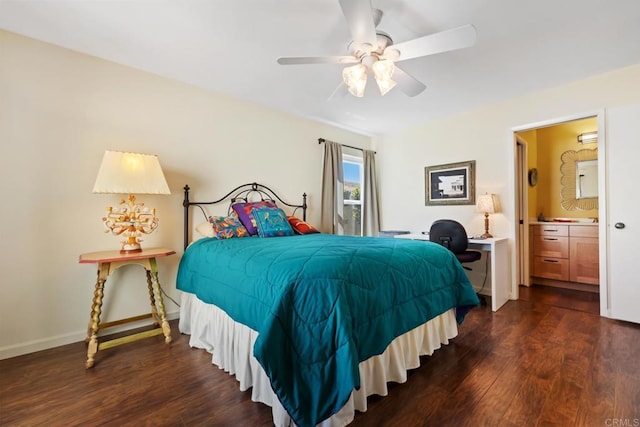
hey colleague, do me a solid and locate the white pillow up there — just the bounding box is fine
[195,222,214,238]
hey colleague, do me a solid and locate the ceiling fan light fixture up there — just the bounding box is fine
[372,59,396,96]
[343,63,368,97]
[375,77,396,96]
[348,75,367,97]
[372,59,394,80]
[277,1,477,99]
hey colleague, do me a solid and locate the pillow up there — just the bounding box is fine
[208,214,249,239]
[287,216,320,235]
[252,206,295,238]
[232,200,276,235]
[195,221,215,238]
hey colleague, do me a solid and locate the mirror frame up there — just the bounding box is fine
[560,148,598,211]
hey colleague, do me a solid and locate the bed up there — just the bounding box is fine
[177,183,479,426]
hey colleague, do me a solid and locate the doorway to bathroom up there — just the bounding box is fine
[514,116,600,309]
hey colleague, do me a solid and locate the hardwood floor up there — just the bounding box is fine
[519,284,600,315]
[1,286,638,426]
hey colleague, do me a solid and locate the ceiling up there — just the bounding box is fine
[1,1,639,136]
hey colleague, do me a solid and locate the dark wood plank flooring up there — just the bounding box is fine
[1,286,638,426]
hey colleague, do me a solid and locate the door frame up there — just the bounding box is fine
[514,135,530,290]
[510,110,608,316]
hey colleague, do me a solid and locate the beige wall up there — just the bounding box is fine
[0,30,371,358]
[376,63,640,286]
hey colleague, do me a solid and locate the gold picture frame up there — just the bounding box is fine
[425,160,476,206]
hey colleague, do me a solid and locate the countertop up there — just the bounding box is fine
[529,221,598,226]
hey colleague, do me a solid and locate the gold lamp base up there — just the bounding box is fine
[120,224,143,253]
[120,242,143,254]
[120,248,143,254]
[102,194,159,253]
[481,212,493,238]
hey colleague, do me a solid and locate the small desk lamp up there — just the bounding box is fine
[92,150,170,253]
[476,193,500,238]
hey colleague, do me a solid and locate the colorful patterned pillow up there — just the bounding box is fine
[287,216,320,235]
[232,201,276,235]
[208,213,249,239]
[253,207,295,238]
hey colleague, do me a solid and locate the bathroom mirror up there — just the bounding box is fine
[560,149,598,210]
[576,160,598,198]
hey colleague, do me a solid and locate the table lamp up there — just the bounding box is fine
[476,193,500,238]
[93,150,170,253]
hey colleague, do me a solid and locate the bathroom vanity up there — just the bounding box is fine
[530,222,599,291]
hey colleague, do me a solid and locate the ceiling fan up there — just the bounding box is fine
[277,0,477,98]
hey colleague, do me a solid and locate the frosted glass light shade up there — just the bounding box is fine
[375,77,396,96]
[372,59,396,95]
[372,59,394,81]
[342,64,368,97]
[93,150,170,195]
[577,131,598,144]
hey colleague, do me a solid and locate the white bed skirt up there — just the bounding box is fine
[178,292,459,427]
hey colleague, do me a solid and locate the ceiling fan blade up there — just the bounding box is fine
[383,24,477,63]
[393,66,426,97]
[328,82,349,101]
[277,56,358,65]
[339,0,378,52]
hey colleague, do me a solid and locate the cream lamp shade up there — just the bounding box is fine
[476,193,500,238]
[476,193,498,214]
[93,150,170,195]
[93,150,170,253]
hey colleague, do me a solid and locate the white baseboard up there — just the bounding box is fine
[0,311,180,360]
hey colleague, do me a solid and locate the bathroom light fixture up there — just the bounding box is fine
[577,131,598,144]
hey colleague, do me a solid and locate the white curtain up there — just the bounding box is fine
[363,149,381,236]
[320,140,344,234]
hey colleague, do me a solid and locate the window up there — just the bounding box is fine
[343,154,363,236]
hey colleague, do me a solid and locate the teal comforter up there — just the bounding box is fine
[177,234,478,426]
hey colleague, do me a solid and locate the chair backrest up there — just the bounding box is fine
[429,219,469,254]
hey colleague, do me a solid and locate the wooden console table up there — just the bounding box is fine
[79,247,175,368]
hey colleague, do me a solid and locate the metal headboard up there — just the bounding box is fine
[183,182,307,249]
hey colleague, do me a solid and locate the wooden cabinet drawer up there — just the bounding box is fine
[533,235,569,258]
[533,256,570,281]
[533,224,568,237]
[569,225,598,238]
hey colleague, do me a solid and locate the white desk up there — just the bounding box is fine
[394,234,510,311]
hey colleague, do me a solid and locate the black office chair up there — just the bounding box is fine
[429,219,486,306]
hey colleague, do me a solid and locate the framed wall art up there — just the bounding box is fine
[425,160,476,206]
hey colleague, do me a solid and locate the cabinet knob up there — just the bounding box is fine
[614,222,626,229]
